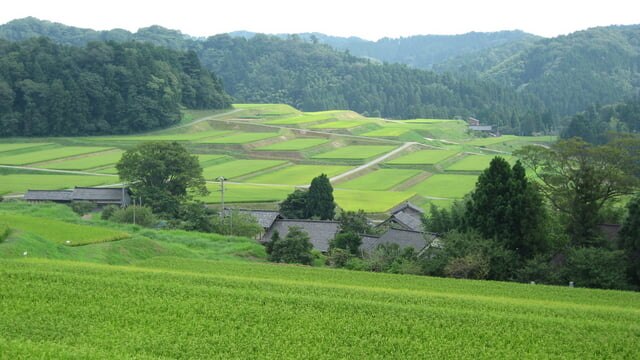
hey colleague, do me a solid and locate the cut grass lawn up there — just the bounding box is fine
[2,257,638,359]
[312,145,396,160]
[0,146,112,165]
[197,132,280,144]
[254,138,329,151]
[201,183,293,203]
[310,120,369,129]
[0,173,117,195]
[246,165,351,185]
[360,128,409,137]
[446,154,514,172]
[408,174,478,199]
[334,189,417,212]
[387,150,460,165]
[338,169,422,191]
[0,143,51,153]
[40,150,125,171]
[0,213,129,246]
[202,160,288,180]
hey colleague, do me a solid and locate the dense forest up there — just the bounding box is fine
[562,97,640,144]
[0,37,230,136]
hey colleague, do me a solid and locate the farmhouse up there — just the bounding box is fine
[262,219,340,252]
[361,228,429,254]
[24,187,131,207]
[378,202,424,232]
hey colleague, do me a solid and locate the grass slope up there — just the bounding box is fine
[1,257,637,358]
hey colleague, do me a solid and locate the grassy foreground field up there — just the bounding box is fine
[1,257,638,359]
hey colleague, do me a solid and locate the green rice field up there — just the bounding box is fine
[265,111,346,125]
[310,120,368,129]
[0,213,129,246]
[387,150,460,165]
[360,128,409,137]
[195,154,229,166]
[312,145,396,160]
[338,169,422,191]
[334,189,416,212]
[40,150,125,171]
[0,143,51,153]
[197,132,280,144]
[94,130,233,142]
[202,160,287,180]
[466,135,519,146]
[446,154,514,172]
[246,165,351,185]
[254,138,329,151]
[201,183,293,203]
[0,146,112,165]
[408,174,478,199]
[0,173,117,195]
[234,103,300,117]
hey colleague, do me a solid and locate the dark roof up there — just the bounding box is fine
[360,228,427,254]
[391,212,423,232]
[390,202,424,215]
[262,219,339,252]
[72,187,129,202]
[469,125,493,131]
[24,190,73,201]
[235,209,281,229]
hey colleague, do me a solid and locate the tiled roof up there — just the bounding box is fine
[72,187,129,202]
[391,212,423,232]
[390,202,424,215]
[360,228,427,254]
[262,219,340,252]
[23,190,73,201]
[235,210,281,229]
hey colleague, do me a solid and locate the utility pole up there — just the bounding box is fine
[216,176,227,218]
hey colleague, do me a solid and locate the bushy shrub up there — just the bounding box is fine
[109,206,156,227]
[444,253,490,280]
[70,201,95,215]
[101,205,120,220]
[326,248,353,268]
[266,227,314,265]
[329,232,362,256]
[560,247,630,290]
[0,223,10,243]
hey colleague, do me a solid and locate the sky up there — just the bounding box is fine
[1,0,639,40]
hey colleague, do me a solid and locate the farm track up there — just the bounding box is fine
[328,142,420,183]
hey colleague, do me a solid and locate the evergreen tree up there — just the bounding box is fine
[305,174,335,220]
[619,194,640,286]
[279,189,308,219]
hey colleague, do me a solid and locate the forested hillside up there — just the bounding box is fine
[438,25,640,116]
[0,37,230,136]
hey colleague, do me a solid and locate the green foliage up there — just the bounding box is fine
[266,226,314,265]
[109,206,156,228]
[279,189,308,219]
[100,205,119,220]
[0,37,230,137]
[619,194,640,286]
[326,248,353,268]
[117,142,208,215]
[69,201,94,216]
[337,210,373,235]
[173,202,216,233]
[561,248,631,290]
[330,232,362,256]
[0,223,9,242]
[306,174,335,220]
[423,200,467,234]
[516,138,639,246]
[210,210,262,238]
[444,253,490,280]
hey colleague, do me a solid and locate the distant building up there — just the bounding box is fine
[467,117,497,134]
[261,219,340,252]
[361,228,429,254]
[378,202,425,232]
[24,187,131,207]
[468,117,481,126]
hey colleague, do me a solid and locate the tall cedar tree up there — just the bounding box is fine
[116,142,208,216]
[306,174,336,220]
[279,189,308,219]
[466,157,548,259]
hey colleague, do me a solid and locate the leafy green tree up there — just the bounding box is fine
[279,189,308,219]
[561,248,630,290]
[306,174,335,220]
[109,206,157,227]
[266,226,314,265]
[116,142,208,216]
[330,232,362,256]
[337,210,373,235]
[516,138,639,246]
[211,210,262,237]
[619,194,640,286]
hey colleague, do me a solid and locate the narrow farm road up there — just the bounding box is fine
[329,142,419,183]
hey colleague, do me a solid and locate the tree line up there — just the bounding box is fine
[0,37,231,137]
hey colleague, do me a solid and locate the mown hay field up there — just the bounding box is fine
[2,257,637,359]
[338,169,422,191]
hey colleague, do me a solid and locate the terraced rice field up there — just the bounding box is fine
[338,169,422,191]
[255,138,329,151]
[197,132,280,144]
[0,173,117,195]
[201,160,287,180]
[195,154,229,166]
[334,189,416,212]
[265,111,346,125]
[40,150,125,170]
[245,165,351,185]
[360,128,409,137]
[310,120,368,129]
[0,213,129,245]
[95,130,233,142]
[446,154,514,172]
[234,103,300,117]
[466,135,519,146]
[0,146,112,165]
[0,143,51,153]
[312,145,396,160]
[408,174,478,199]
[387,150,460,165]
[201,183,293,203]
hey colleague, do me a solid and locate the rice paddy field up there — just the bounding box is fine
[0,143,51,153]
[0,146,112,165]
[201,183,293,203]
[360,127,409,137]
[0,173,117,196]
[310,120,368,129]
[338,169,422,191]
[245,165,351,185]
[38,150,125,171]
[312,145,397,160]
[446,154,514,172]
[386,149,460,165]
[201,160,288,180]
[255,138,329,151]
[264,110,347,125]
[93,130,233,142]
[333,189,416,212]
[408,174,479,199]
[197,132,281,144]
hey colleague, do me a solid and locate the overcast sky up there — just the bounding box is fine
[2,0,639,40]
